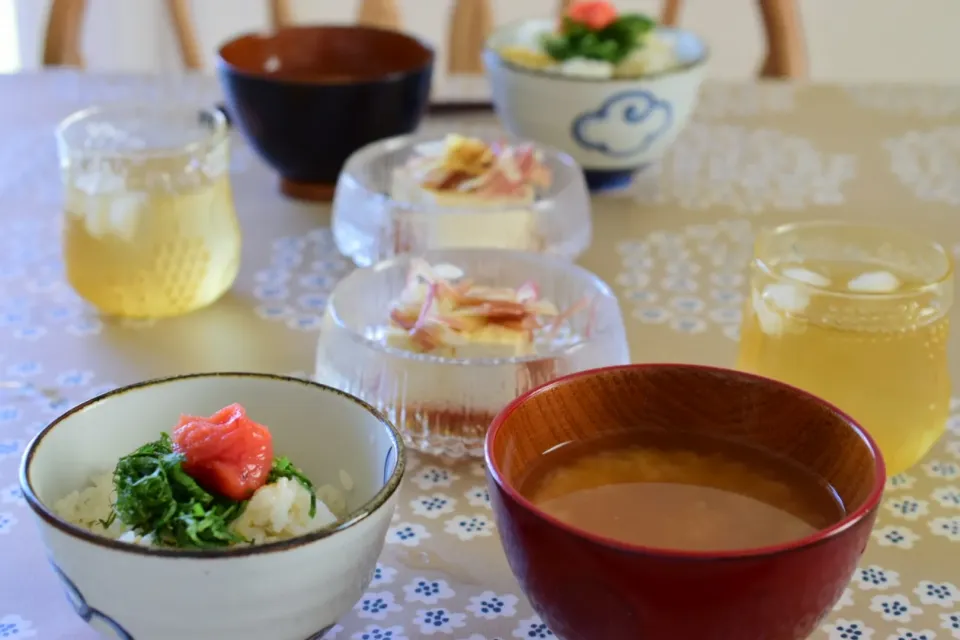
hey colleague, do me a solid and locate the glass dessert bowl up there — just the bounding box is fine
[330,133,592,267]
[314,250,630,458]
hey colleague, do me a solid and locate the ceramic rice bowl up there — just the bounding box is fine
[19,373,405,640]
[484,19,708,192]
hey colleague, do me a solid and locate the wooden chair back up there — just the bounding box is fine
[42,0,203,69]
[42,0,807,78]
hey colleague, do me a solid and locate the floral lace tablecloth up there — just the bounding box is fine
[1,73,960,640]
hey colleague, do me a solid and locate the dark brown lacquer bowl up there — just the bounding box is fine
[217,26,434,202]
[485,364,886,640]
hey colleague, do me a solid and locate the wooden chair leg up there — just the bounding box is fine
[448,0,493,75]
[42,0,87,67]
[269,0,293,30]
[757,0,807,78]
[165,0,203,70]
[662,0,808,79]
[357,0,402,31]
[661,0,683,27]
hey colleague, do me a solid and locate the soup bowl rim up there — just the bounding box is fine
[216,24,436,87]
[484,362,886,561]
[19,371,407,559]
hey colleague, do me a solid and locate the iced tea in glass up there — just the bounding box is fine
[57,105,241,318]
[737,221,953,475]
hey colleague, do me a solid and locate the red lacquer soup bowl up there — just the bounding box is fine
[485,364,885,640]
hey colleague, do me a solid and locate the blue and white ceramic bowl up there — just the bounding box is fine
[484,19,708,192]
[20,373,405,640]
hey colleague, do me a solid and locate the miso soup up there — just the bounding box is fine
[519,430,845,552]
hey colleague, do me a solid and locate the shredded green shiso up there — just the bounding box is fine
[543,14,656,65]
[102,433,318,549]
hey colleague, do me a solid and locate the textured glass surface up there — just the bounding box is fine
[315,249,630,458]
[331,133,592,267]
[56,105,239,318]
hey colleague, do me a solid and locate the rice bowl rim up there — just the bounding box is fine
[483,19,710,83]
[19,372,407,559]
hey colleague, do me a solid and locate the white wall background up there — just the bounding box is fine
[9,0,960,88]
[0,0,19,72]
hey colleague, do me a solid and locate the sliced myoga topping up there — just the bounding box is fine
[387,259,590,355]
[409,135,552,199]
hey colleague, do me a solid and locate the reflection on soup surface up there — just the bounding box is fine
[520,430,845,552]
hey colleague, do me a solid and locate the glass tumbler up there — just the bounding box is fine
[737,221,953,476]
[314,249,631,458]
[56,105,241,318]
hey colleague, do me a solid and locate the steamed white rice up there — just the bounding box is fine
[54,472,349,546]
[543,32,680,80]
[614,32,678,78]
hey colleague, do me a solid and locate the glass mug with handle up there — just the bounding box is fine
[737,221,952,476]
[56,105,241,318]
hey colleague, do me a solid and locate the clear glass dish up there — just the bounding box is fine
[314,249,630,458]
[330,133,592,267]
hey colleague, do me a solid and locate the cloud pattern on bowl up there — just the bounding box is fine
[46,562,339,640]
[50,561,134,640]
[572,89,674,159]
[484,20,708,192]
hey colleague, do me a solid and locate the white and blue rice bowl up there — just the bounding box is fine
[484,19,708,193]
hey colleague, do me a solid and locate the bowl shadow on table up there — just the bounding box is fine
[386,449,519,591]
[89,292,313,378]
